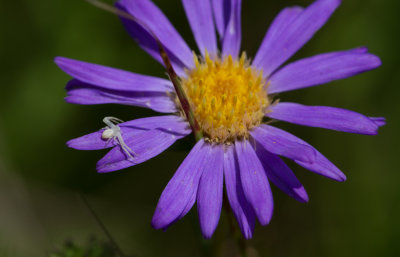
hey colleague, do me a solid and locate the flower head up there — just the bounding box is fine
[182,52,269,143]
[55,0,385,239]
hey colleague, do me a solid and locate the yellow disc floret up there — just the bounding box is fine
[180,52,270,143]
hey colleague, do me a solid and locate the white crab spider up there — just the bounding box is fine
[101,117,136,161]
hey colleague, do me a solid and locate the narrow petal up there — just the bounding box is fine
[96,129,185,173]
[197,144,224,238]
[182,0,218,56]
[254,142,309,203]
[370,117,386,127]
[212,0,230,37]
[250,125,316,163]
[256,125,346,181]
[236,140,273,226]
[117,0,194,72]
[122,115,190,134]
[55,57,173,93]
[296,154,346,182]
[253,0,341,76]
[67,127,139,151]
[268,49,381,93]
[253,6,303,70]
[268,102,384,135]
[65,79,176,113]
[67,115,190,150]
[224,145,255,239]
[222,0,242,58]
[152,140,207,229]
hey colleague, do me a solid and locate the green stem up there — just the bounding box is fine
[85,0,203,141]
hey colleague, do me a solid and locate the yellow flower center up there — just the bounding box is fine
[180,52,270,143]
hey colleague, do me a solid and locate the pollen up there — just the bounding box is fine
[180,52,270,143]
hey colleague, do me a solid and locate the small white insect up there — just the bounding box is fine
[101,117,136,161]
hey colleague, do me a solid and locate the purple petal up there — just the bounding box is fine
[268,102,384,135]
[222,0,242,58]
[254,142,309,203]
[235,140,273,226]
[96,129,185,173]
[296,154,346,182]
[55,57,173,92]
[223,145,255,239]
[250,125,316,163]
[197,144,224,238]
[212,0,230,37]
[253,6,303,72]
[117,0,194,72]
[370,117,386,127]
[67,127,139,151]
[253,0,341,77]
[268,48,381,93]
[152,140,207,229]
[256,125,346,181]
[122,115,190,134]
[65,79,176,113]
[182,0,218,56]
[67,115,190,150]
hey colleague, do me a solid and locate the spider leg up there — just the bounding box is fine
[116,133,136,162]
[108,117,124,124]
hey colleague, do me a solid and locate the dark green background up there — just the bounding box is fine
[0,0,398,256]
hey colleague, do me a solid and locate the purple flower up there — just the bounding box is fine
[55,0,385,239]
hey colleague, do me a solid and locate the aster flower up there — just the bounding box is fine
[55,0,385,239]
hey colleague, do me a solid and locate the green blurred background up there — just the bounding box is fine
[0,0,399,256]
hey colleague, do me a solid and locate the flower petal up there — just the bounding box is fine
[253,0,341,76]
[212,0,230,37]
[152,140,207,229]
[96,129,185,173]
[235,140,273,226]
[253,6,303,72]
[251,125,346,181]
[117,0,194,72]
[250,125,316,163]
[268,48,381,93]
[256,125,346,181]
[268,102,384,135]
[182,0,218,56]
[67,115,190,150]
[197,144,224,238]
[370,117,386,127]
[55,57,173,92]
[223,145,255,239]
[65,79,176,113]
[221,0,242,58]
[296,154,346,182]
[254,142,308,203]
[67,127,139,151]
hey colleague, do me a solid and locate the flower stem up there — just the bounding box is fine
[84,0,203,141]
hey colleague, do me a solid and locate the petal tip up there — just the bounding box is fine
[370,117,386,128]
[334,172,347,182]
[54,56,65,65]
[96,162,118,173]
[295,187,310,203]
[66,139,77,149]
[150,216,164,230]
[370,54,383,68]
[258,208,274,226]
